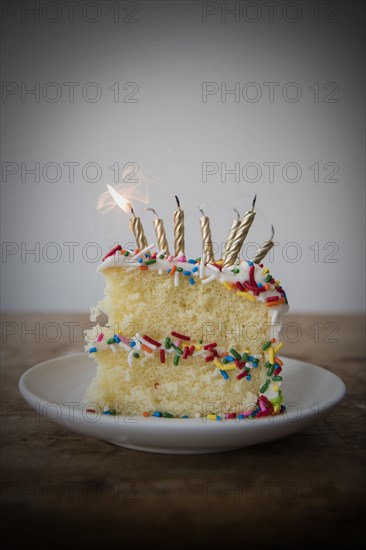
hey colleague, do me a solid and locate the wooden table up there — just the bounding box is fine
[1,313,365,545]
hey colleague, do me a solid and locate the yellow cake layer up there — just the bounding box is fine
[84,349,263,417]
[94,268,273,353]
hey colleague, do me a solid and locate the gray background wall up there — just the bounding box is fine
[1,0,365,313]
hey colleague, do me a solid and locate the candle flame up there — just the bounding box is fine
[106,184,133,214]
[97,167,152,214]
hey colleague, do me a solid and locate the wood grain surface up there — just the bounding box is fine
[1,312,365,546]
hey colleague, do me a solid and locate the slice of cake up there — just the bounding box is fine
[84,246,288,420]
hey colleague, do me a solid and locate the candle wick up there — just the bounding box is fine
[145,207,159,218]
[129,203,135,217]
[233,208,240,220]
[175,195,181,209]
[199,208,205,217]
[251,194,257,212]
[271,224,275,240]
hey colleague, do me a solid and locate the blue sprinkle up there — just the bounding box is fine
[114,335,121,343]
[181,415,189,419]
[167,268,171,273]
[189,277,195,285]
[249,356,254,361]
[246,374,252,381]
[224,355,235,362]
[219,369,229,380]
[192,266,199,272]
[188,259,196,264]
[257,283,263,288]
[89,347,97,353]
[130,341,136,348]
[238,414,245,420]
[247,261,253,266]
[138,258,143,263]
[153,411,162,417]
[216,415,221,421]
[183,270,191,276]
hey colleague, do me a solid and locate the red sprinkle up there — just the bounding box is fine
[205,355,215,362]
[159,349,165,363]
[189,345,195,355]
[243,281,266,293]
[258,395,272,407]
[235,281,246,292]
[182,346,190,359]
[236,370,248,380]
[266,296,280,303]
[102,244,122,262]
[144,334,161,347]
[274,367,282,375]
[203,342,217,350]
[171,331,190,341]
[235,359,245,369]
[86,409,96,413]
[249,265,258,287]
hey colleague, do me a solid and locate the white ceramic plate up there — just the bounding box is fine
[19,353,346,454]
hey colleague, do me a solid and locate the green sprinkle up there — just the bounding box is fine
[107,338,115,345]
[231,268,240,274]
[265,274,272,283]
[243,352,249,362]
[229,348,241,361]
[272,376,283,381]
[171,343,183,355]
[133,352,140,359]
[267,364,275,376]
[198,339,203,344]
[145,259,157,265]
[164,337,171,349]
[124,251,130,257]
[265,361,271,368]
[262,341,272,350]
[174,355,180,366]
[109,409,117,415]
[162,412,174,418]
[159,255,165,259]
[260,381,270,393]
[177,267,183,272]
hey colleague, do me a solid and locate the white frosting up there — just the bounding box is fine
[98,246,289,312]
